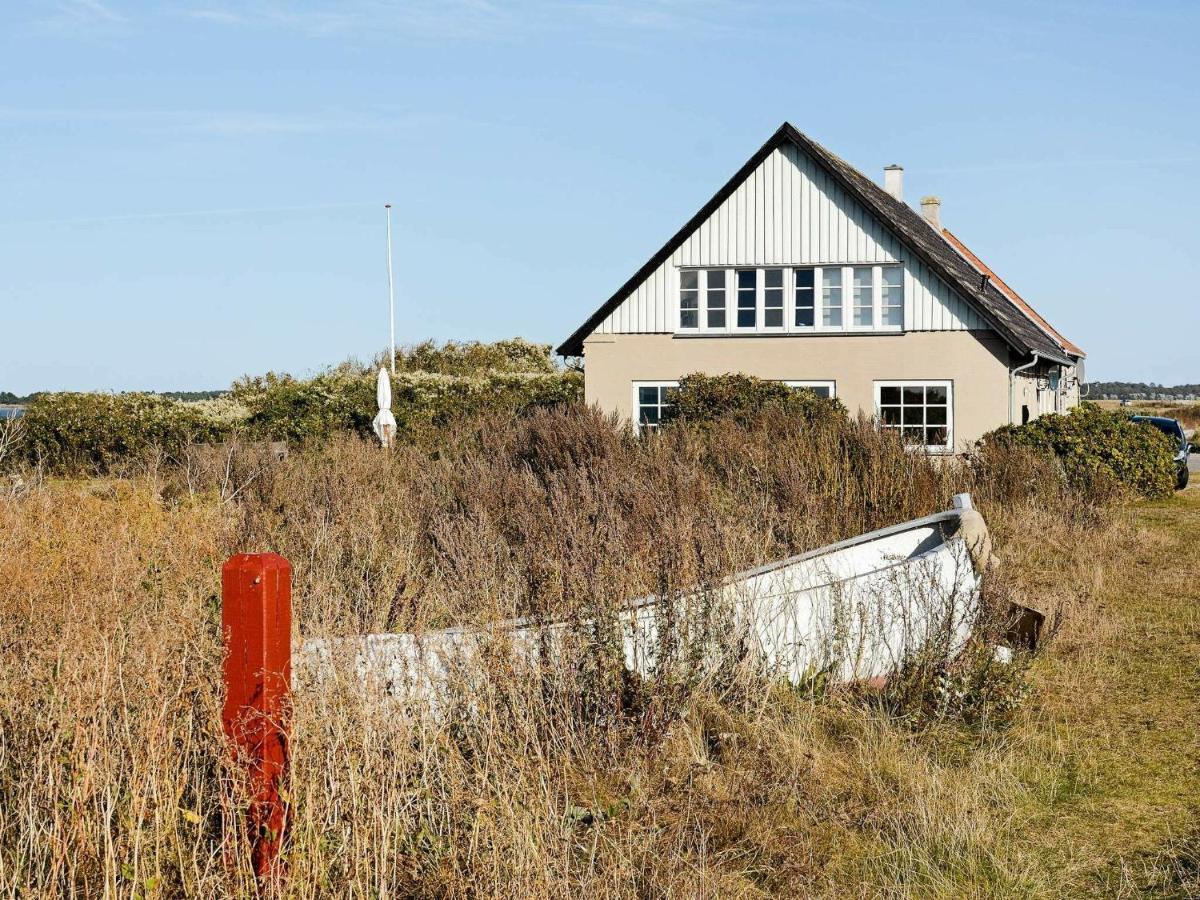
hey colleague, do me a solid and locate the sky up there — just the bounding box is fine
[1,0,1198,393]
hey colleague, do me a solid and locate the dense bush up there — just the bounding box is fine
[983,402,1177,499]
[231,367,582,444]
[7,341,583,472]
[662,372,846,429]
[18,392,230,473]
[230,366,375,443]
[387,337,560,376]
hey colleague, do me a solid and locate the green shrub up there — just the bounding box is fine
[387,338,559,376]
[661,372,846,430]
[230,368,375,444]
[983,403,1177,500]
[231,366,582,444]
[14,340,583,470]
[19,392,231,473]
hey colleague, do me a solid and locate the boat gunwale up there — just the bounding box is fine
[299,505,972,657]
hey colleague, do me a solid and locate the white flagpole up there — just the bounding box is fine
[385,203,396,376]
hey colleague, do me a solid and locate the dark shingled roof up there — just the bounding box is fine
[557,122,1076,364]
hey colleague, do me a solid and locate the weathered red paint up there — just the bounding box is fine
[221,552,291,880]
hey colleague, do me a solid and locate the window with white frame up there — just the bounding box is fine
[679,270,699,328]
[764,269,784,328]
[882,266,903,327]
[736,269,756,328]
[676,265,905,335]
[705,269,726,328]
[821,268,843,327]
[633,381,678,432]
[875,381,952,452]
[794,268,815,327]
[852,266,874,327]
[783,380,836,399]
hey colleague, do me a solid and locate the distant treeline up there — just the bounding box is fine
[1088,382,1200,401]
[0,390,226,404]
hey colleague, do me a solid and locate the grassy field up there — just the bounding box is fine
[1095,399,1200,431]
[1002,486,1200,896]
[1,411,1198,896]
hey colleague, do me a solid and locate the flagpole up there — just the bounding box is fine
[385,203,396,376]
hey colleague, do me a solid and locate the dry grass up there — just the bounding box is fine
[1,407,1194,897]
[1096,399,1200,431]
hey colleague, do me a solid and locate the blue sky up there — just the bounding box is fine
[2,0,1198,393]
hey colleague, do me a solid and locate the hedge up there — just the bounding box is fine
[661,372,846,429]
[983,403,1177,499]
[14,368,583,472]
[230,368,582,443]
[18,392,232,473]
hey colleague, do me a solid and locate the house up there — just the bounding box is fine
[556,123,1085,451]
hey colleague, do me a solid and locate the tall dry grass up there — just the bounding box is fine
[0,406,1124,896]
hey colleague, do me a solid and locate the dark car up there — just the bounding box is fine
[1131,416,1193,490]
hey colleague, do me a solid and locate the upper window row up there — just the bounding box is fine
[679,266,904,334]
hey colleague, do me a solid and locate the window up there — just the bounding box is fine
[876,381,952,452]
[633,382,677,432]
[764,269,784,328]
[882,266,903,327]
[676,264,903,335]
[822,268,843,327]
[679,270,699,329]
[705,269,726,329]
[794,268,815,327]
[736,269,757,328]
[783,380,836,399]
[852,266,874,327]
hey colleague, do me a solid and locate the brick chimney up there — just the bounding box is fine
[883,164,903,201]
[920,195,942,230]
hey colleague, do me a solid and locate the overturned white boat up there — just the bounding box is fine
[297,494,994,700]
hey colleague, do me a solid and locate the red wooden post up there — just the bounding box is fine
[221,553,292,880]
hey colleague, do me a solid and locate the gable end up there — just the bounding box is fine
[558,123,1073,364]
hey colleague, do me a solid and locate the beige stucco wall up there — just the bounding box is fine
[583,330,1026,451]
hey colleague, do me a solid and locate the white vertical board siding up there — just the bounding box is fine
[597,144,986,335]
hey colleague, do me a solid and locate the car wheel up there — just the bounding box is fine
[1178,467,1190,491]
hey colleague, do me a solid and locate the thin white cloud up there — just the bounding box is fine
[31,0,128,35]
[180,0,775,41]
[0,105,404,136]
[3,201,377,228]
[183,8,246,25]
[188,112,375,136]
[925,155,1200,175]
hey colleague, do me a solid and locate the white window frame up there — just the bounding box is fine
[632,380,679,433]
[848,265,876,331]
[782,380,836,399]
[678,269,700,331]
[761,267,786,332]
[676,264,905,336]
[733,268,758,332]
[820,266,844,329]
[701,268,728,333]
[880,264,904,328]
[793,266,817,330]
[874,380,954,453]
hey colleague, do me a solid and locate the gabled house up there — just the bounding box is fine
[557,123,1084,451]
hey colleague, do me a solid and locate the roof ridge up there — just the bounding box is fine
[558,122,1078,364]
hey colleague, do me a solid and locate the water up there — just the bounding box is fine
[0,407,24,420]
